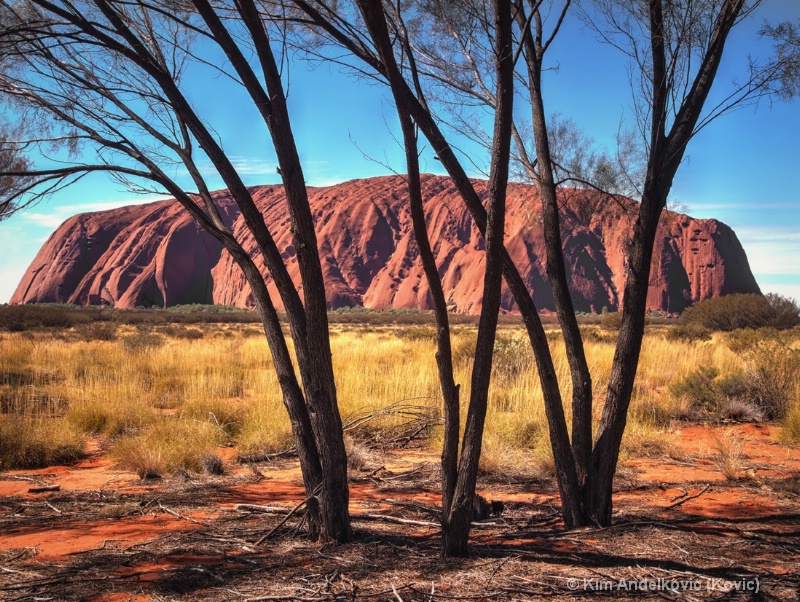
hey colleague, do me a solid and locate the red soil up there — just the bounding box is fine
[2,422,796,566]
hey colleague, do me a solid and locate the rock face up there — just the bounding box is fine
[11,175,760,313]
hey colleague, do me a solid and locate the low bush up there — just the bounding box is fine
[492,333,532,386]
[669,366,721,411]
[0,416,85,469]
[600,311,623,330]
[112,419,225,479]
[669,341,799,420]
[202,452,225,475]
[666,322,712,343]
[161,325,204,340]
[713,429,744,480]
[0,304,87,331]
[681,293,800,332]
[76,322,118,341]
[742,341,800,420]
[121,331,165,352]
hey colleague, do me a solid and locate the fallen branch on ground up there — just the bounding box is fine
[255,484,322,545]
[28,485,60,493]
[665,484,711,510]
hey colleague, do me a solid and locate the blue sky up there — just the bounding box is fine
[1,1,798,304]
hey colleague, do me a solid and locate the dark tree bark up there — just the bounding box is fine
[585,0,750,526]
[2,0,351,542]
[356,1,461,522]
[513,0,593,491]
[356,0,517,555]
[438,0,514,557]
[290,0,584,529]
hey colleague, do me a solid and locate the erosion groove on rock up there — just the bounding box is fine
[12,175,760,313]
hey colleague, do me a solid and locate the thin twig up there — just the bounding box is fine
[255,484,322,545]
[352,514,439,528]
[28,485,60,493]
[158,502,208,525]
[665,484,711,510]
[235,504,291,514]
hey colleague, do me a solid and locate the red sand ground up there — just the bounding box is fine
[1,423,798,600]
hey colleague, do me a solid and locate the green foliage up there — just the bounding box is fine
[666,322,712,342]
[121,331,165,353]
[682,293,800,332]
[670,340,800,420]
[670,366,720,411]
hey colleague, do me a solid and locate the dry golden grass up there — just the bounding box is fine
[112,419,226,478]
[1,321,797,475]
[0,415,85,469]
[713,428,745,480]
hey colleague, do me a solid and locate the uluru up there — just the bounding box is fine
[10,174,760,314]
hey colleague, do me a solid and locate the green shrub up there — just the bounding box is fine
[742,342,800,420]
[682,293,800,332]
[666,322,712,342]
[121,331,165,352]
[669,342,799,420]
[670,366,720,411]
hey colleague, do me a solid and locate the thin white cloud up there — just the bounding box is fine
[197,156,278,177]
[18,213,70,229]
[230,156,278,175]
[737,226,800,277]
[758,283,800,303]
[19,196,168,230]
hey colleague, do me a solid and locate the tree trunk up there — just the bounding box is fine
[154,176,327,536]
[355,0,461,547]
[189,0,351,541]
[516,3,593,489]
[441,0,514,557]
[585,184,664,525]
[400,87,585,529]
[585,0,747,527]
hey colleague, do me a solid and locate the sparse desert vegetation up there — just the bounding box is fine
[1,305,798,479]
[1,305,800,600]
